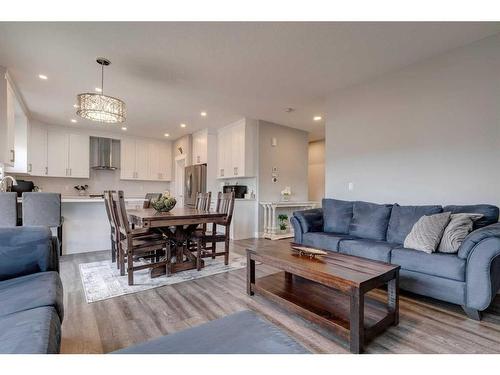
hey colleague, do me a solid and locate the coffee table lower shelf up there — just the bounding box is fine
[251,272,395,352]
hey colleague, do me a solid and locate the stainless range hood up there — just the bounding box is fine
[90,137,120,170]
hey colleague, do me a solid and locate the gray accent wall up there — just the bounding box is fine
[325,34,500,207]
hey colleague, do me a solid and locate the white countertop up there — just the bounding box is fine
[17,195,146,203]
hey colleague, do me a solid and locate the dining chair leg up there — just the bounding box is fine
[119,250,125,276]
[127,249,134,285]
[224,236,230,265]
[111,240,116,263]
[212,241,216,259]
[166,242,172,276]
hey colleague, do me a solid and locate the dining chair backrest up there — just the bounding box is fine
[103,190,117,232]
[143,192,162,209]
[22,192,61,227]
[0,192,17,227]
[195,192,212,211]
[215,191,235,225]
[111,190,131,237]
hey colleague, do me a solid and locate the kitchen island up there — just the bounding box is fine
[18,195,146,254]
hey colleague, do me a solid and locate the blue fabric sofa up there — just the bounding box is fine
[0,227,63,354]
[291,199,500,320]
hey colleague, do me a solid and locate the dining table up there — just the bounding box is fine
[127,206,226,277]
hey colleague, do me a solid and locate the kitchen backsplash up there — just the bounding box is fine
[13,169,171,197]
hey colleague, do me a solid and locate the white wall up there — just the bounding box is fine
[308,140,325,203]
[325,34,500,207]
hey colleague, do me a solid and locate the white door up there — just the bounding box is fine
[175,156,186,206]
[68,133,89,178]
[120,138,136,179]
[135,139,150,180]
[148,141,160,180]
[47,130,69,177]
[29,123,48,176]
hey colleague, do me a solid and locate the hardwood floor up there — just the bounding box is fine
[60,238,500,354]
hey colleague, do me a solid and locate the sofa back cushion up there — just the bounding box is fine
[348,201,393,241]
[443,205,499,230]
[387,204,443,244]
[322,198,353,234]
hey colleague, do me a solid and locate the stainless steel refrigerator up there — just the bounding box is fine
[184,164,207,207]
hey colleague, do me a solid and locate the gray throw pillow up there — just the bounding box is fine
[438,213,483,253]
[404,212,451,254]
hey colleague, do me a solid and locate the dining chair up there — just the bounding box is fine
[143,192,162,209]
[190,191,235,270]
[0,192,17,227]
[111,190,168,285]
[22,192,63,255]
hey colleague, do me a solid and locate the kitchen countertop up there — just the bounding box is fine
[16,195,147,203]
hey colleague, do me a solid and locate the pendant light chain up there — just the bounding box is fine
[101,62,104,95]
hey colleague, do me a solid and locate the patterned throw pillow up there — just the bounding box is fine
[438,213,484,253]
[404,212,451,253]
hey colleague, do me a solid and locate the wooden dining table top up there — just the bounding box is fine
[128,207,225,228]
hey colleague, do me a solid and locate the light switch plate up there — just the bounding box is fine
[348,182,354,191]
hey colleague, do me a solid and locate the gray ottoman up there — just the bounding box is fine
[113,310,309,354]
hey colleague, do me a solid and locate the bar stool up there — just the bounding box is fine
[22,192,63,255]
[0,192,17,227]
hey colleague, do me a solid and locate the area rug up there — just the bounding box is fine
[79,256,246,303]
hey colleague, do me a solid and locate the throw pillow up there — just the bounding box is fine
[403,212,451,253]
[348,201,393,241]
[322,198,354,234]
[438,213,484,253]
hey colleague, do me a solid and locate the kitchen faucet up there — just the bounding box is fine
[0,175,18,192]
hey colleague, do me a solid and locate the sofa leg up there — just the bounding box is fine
[462,306,482,321]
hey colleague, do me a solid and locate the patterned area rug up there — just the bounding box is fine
[79,256,246,303]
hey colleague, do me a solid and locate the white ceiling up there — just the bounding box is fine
[1,22,499,141]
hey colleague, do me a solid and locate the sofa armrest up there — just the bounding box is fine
[293,208,323,234]
[0,226,57,281]
[465,236,500,311]
[458,222,500,259]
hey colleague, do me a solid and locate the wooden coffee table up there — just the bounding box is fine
[246,243,400,353]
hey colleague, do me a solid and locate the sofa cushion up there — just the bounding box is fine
[403,212,451,254]
[322,198,353,234]
[294,208,323,233]
[0,306,61,354]
[338,239,398,262]
[0,271,64,320]
[443,204,499,230]
[391,247,466,281]
[302,232,354,252]
[387,204,443,244]
[348,201,393,241]
[438,213,484,253]
[113,310,309,354]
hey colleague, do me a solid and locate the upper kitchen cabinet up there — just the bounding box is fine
[121,138,172,181]
[0,72,16,167]
[217,118,257,179]
[192,129,208,165]
[4,86,29,174]
[28,123,48,176]
[47,130,89,178]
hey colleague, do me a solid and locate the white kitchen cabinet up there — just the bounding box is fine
[192,129,208,165]
[47,131,69,177]
[46,130,89,178]
[158,141,172,181]
[230,199,257,240]
[148,141,161,180]
[0,79,16,166]
[120,138,136,179]
[135,139,150,180]
[68,133,90,178]
[217,118,257,179]
[28,123,48,176]
[5,104,28,174]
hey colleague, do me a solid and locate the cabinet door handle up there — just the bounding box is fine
[45,167,48,175]
[234,167,238,176]
[28,163,32,173]
[69,168,72,176]
[220,168,224,177]
[10,149,15,162]
[197,155,200,164]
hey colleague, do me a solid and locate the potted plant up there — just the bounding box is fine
[151,191,177,212]
[278,214,289,234]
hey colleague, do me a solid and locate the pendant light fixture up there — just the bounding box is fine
[76,57,126,124]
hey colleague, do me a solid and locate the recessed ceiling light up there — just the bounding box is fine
[73,104,79,108]
[313,116,322,121]
[200,111,207,117]
[180,123,186,128]
[70,119,77,123]
[38,74,48,80]
[164,133,170,137]
[95,87,102,92]
[121,127,127,131]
